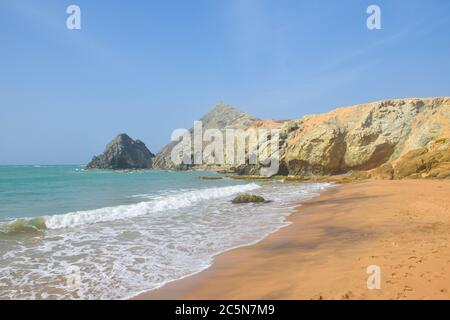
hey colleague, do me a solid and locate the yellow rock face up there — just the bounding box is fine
[394,139,450,179]
[281,97,450,177]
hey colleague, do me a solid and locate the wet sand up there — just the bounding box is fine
[135,180,450,300]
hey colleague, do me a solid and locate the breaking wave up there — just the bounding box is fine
[1,183,260,232]
[0,217,47,235]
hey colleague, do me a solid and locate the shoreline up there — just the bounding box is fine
[126,182,335,300]
[134,180,450,300]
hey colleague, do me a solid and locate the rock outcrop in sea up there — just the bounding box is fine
[153,97,450,179]
[87,134,154,170]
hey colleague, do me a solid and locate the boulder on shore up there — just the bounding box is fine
[86,134,154,170]
[232,194,267,204]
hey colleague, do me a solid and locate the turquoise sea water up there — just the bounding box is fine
[0,165,333,299]
[0,165,240,222]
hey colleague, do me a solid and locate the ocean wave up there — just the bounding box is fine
[0,217,47,235]
[2,183,260,232]
[0,182,333,299]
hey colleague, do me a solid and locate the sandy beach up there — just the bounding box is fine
[135,180,450,300]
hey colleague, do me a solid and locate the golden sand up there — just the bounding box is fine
[135,180,450,300]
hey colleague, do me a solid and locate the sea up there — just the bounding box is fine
[0,165,333,299]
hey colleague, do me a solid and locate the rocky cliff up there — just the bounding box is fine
[87,134,154,170]
[154,97,450,179]
[280,97,450,178]
[152,103,259,170]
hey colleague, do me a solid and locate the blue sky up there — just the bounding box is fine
[1,0,449,165]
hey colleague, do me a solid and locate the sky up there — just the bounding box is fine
[1,0,449,165]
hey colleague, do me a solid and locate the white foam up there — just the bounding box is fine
[0,182,335,300]
[44,183,260,229]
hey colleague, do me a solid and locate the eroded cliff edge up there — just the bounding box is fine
[153,97,450,179]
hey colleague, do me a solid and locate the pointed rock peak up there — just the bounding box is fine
[152,102,259,169]
[199,102,260,129]
[111,133,133,143]
[209,102,236,113]
[107,134,149,150]
[116,133,131,140]
[206,102,252,117]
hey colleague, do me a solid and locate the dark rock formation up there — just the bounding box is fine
[87,134,154,170]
